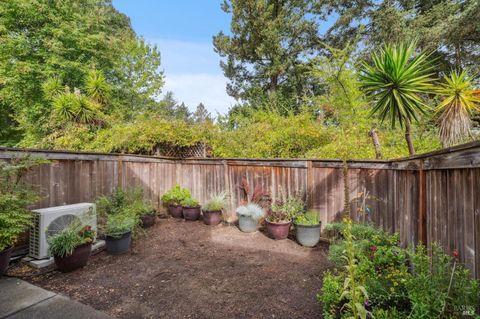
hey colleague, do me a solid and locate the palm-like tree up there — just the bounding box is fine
[359,42,436,155]
[436,70,480,147]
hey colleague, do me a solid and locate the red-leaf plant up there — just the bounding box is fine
[238,176,271,208]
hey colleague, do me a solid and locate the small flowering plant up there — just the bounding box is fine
[48,221,96,258]
[79,225,96,244]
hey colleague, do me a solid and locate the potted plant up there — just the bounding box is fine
[294,211,321,247]
[161,185,192,218]
[48,222,96,272]
[0,157,47,275]
[236,203,264,233]
[105,213,136,255]
[202,192,227,225]
[181,197,201,221]
[266,194,304,240]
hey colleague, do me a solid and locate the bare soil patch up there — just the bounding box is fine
[17,218,331,318]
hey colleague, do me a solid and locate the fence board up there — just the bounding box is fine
[1,144,480,279]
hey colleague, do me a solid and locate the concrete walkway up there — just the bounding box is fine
[0,277,112,319]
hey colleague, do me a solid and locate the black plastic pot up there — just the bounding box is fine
[0,246,13,275]
[54,243,92,273]
[105,231,132,255]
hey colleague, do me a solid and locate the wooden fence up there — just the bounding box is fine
[1,142,479,279]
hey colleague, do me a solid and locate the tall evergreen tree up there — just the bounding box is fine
[213,0,321,112]
[192,103,213,123]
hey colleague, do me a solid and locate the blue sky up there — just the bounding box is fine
[112,1,335,115]
[113,0,235,114]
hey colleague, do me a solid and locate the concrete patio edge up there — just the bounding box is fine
[0,277,112,319]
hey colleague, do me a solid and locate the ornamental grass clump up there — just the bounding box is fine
[235,203,264,221]
[202,192,228,212]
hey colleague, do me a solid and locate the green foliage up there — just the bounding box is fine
[85,116,210,154]
[213,111,333,158]
[213,0,320,111]
[340,218,370,319]
[161,185,192,206]
[0,0,164,144]
[48,220,96,258]
[269,192,305,223]
[320,222,480,318]
[436,70,480,147]
[105,213,136,239]
[0,156,49,251]
[96,187,152,238]
[360,41,436,129]
[202,192,228,212]
[295,211,320,226]
[180,197,200,208]
[318,271,343,319]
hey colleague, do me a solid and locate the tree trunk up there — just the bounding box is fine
[405,120,415,156]
[369,128,382,159]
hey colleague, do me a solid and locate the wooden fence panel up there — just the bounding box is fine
[1,143,480,278]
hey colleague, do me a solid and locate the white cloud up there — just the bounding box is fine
[164,73,235,115]
[146,39,235,115]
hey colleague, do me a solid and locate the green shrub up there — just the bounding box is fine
[161,185,191,206]
[105,213,136,238]
[0,157,49,252]
[295,211,320,226]
[202,192,228,211]
[96,187,152,238]
[180,197,200,208]
[319,222,480,318]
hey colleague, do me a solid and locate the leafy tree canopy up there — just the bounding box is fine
[0,0,164,145]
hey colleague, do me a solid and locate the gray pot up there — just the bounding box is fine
[238,215,258,233]
[295,223,321,247]
[105,231,132,255]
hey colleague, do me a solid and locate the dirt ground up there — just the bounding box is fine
[15,217,331,319]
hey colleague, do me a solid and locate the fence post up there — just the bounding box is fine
[306,160,314,210]
[117,155,124,190]
[418,160,427,245]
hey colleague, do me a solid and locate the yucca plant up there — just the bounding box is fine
[436,70,480,147]
[359,42,436,155]
[85,69,111,105]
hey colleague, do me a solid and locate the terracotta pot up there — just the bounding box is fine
[106,232,132,255]
[266,220,291,240]
[183,206,201,221]
[54,243,92,273]
[141,213,156,228]
[168,205,183,218]
[203,210,222,225]
[0,246,13,275]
